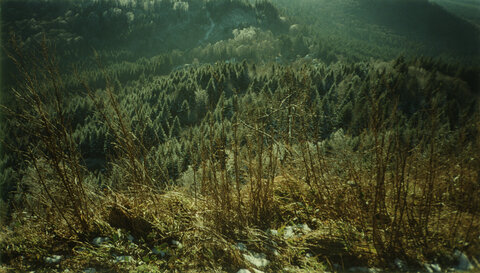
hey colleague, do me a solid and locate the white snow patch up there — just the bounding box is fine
[454,250,474,271]
[283,226,295,239]
[44,255,62,263]
[92,237,110,246]
[243,252,270,268]
[424,263,442,272]
[236,242,248,251]
[298,223,311,233]
[394,258,407,271]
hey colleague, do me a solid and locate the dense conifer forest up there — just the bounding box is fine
[0,0,479,272]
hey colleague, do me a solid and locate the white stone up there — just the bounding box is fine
[243,252,270,268]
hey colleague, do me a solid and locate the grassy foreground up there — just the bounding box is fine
[1,40,480,273]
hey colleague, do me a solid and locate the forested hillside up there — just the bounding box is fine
[1,0,479,272]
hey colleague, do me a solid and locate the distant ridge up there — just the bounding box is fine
[357,0,480,55]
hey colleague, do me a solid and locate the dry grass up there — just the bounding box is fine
[1,39,479,272]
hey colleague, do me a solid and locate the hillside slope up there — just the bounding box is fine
[431,0,480,27]
[272,0,480,62]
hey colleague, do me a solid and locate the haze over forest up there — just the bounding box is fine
[0,0,479,272]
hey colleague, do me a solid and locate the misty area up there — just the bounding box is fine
[0,0,479,272]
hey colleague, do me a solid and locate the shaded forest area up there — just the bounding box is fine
[1,0,480,272]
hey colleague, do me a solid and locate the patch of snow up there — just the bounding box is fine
[268,229,278,236]
[297,223,311,233]
[44,255,62,264]
[243,252,270,268]
[394,258,408,271]
[283,226,295,239]
[268,246,279,256]
[236,242,248,251]
[283,266,302,272]
[454,250,474,271]
[424,263,442,272]
[171,240,183,249]
[92,237,110,246]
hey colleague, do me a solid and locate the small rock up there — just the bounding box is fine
[454,250,474,271]
[243,252,270,268]
[283,226,295,239]
[92,237,110,246]
[44,255,62,264]
[236,242,248,251]
[82,268,96,273]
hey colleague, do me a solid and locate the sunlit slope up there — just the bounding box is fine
[272,0,480,62]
